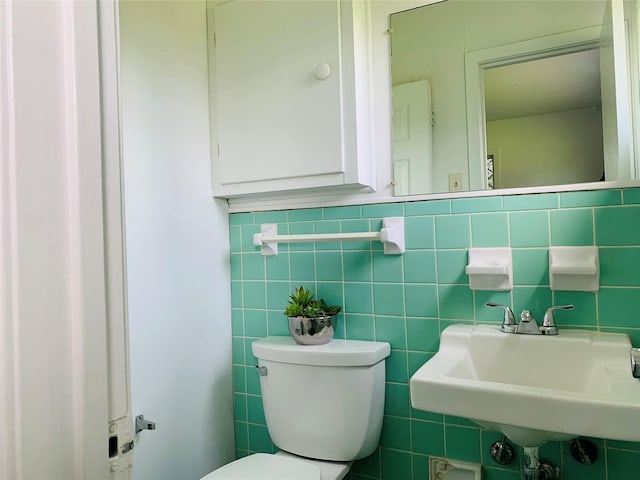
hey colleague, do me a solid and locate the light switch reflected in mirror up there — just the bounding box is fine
[390,0,637,196]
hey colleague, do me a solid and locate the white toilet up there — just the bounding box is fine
[201,336,391,480]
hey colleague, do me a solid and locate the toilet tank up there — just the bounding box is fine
[251,337,391,462]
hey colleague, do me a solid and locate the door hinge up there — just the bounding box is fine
[135,414,156,434]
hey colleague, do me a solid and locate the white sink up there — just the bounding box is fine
[410,324,640,447]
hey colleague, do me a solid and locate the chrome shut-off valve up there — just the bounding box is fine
[631,348,640,378]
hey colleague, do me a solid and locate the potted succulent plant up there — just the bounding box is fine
[284,286,341,345]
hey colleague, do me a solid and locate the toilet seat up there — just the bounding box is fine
[200,453,321,480]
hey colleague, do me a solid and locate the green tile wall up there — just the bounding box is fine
[229,188,640,480]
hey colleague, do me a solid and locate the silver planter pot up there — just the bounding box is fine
[287,315,335,345]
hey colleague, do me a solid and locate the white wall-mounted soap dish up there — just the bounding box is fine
[465,247,513,291]
[549,246,599,292]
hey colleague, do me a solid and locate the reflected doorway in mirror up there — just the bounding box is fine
[392,79,433,195]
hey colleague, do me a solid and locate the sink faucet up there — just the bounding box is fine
[485,303,574,335]
[485,302,516,333]
[540,305,575,335]
[517,310,541,334]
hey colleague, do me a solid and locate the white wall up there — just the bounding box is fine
[119,1,235,479]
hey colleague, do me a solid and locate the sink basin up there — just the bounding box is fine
[410,324,640,446]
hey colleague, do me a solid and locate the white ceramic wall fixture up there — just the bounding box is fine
[410,324,640,447]
[465,248,513,291]
[549,246,600,291]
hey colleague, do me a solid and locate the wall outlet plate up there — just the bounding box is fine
[448,172,464,192]
[429,456,482,479]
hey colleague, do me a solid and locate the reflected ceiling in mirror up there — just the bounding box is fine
[484,49,601,122]
[390,0,634,196]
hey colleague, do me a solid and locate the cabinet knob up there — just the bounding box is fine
[315,63,331,80]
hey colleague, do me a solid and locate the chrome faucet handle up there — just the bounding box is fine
[486,302,516,333]
[541,304,574,335]
[517,310,542,335]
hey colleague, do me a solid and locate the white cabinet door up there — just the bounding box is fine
[210,0,373,197]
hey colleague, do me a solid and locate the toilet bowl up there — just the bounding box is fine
[200,336,390,480]
[201,451,350,480]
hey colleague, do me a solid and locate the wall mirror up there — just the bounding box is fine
[390,0,638,196]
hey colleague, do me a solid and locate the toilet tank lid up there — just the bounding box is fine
[252,337,391,366]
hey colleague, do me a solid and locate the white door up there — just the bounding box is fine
[392,80,433,195]
[1,1,131,478]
